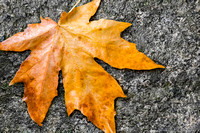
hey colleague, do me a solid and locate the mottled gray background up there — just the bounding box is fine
[0,0,199,132]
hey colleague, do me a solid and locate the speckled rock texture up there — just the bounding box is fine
[0,0,199,132]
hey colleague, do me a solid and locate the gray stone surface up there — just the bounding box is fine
[0,0,199,132]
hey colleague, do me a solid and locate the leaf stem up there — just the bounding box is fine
[69,0,81,12]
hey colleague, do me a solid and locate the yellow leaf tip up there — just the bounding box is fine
[127,22,132,26]
[121,93,127,98]
[37,122,43,126]
[158,65,165,69]
[9,81,14,86]
[94,0,101,4]
[126,23,132,28]
[123,22,132,28]
[22,97,27,102]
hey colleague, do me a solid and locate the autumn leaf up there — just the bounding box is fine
[0,0,164,132]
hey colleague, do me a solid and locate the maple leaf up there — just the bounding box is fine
[0,0,164,132]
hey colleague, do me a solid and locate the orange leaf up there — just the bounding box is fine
[0,0,164,132]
